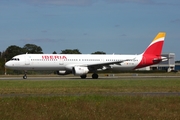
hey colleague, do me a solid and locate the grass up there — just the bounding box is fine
[0,76,180,119]
[0,78,180,95]
[0,96,180,120]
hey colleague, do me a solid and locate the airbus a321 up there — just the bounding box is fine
[5,32,166,79]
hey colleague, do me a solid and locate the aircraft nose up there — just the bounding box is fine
[5,61,12,68]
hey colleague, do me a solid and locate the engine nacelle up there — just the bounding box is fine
[56,70,71,75]
[72,66,89,76]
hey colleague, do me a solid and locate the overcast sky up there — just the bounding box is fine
[1,0,180,59]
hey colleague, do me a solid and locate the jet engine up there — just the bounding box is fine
[56,70,71,75]
[72,66,89,76]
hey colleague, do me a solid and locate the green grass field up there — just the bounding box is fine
[0,76,180,120]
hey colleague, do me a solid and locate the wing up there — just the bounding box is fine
[79,59,133,71]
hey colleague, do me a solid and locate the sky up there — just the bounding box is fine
[1,0,180,60]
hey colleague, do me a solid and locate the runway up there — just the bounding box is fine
[1,75,180,80]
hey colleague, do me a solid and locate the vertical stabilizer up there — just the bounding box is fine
[143,32,166,56]
[134,32,166,69]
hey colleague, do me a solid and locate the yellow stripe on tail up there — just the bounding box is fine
[152,32,166,43]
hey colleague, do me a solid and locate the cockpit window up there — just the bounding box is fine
[11,58,20,61]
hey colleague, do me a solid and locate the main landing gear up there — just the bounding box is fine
[80,73,99,79]
[92,73,98,79]
[80,74,87,79]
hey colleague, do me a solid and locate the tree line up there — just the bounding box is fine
[0,44,106,74]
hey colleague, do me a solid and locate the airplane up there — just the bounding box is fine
[5,32,166,79]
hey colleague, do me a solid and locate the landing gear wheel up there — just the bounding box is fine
[92,73,98,79]
[23,71,27,79]
[80,74,87,79]
[23,75,27,79]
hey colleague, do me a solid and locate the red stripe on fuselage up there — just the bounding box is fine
[134,54,161,69]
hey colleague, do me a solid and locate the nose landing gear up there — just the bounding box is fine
[23,71,27,79]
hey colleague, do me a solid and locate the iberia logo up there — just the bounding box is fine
[42,55,67,59]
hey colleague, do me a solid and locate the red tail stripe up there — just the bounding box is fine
[143,41,164,56]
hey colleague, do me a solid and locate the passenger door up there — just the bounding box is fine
[25,54,30,65]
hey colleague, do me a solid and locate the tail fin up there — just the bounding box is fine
[143,32,166,56]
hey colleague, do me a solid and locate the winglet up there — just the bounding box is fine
[143,32,166,56]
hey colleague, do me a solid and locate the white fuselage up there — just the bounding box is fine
[5,54,142,71]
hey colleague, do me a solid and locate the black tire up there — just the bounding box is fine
[80,74,87,79]
[92,73,98,79]
[23,75,27,79]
